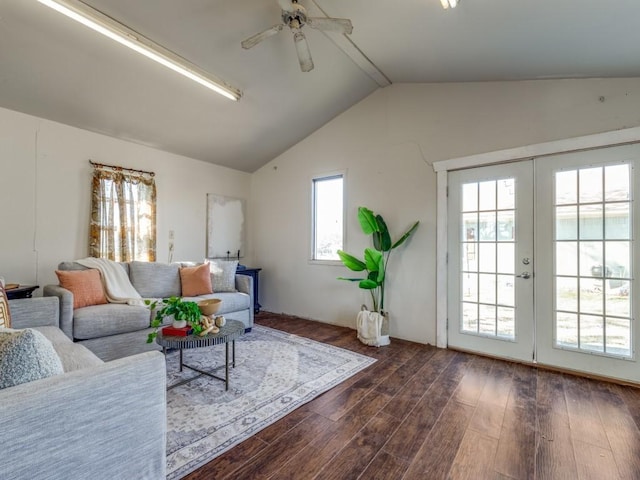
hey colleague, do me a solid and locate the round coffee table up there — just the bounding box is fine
[156,318,245,391]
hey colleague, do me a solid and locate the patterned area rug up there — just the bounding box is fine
[165,325,376,479]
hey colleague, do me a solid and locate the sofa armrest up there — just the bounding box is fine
[8,297,60,330]
[43,284,74,339]
[235,274,254,327]
[0,351,166,480]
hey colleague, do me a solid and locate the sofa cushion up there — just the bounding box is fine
[34,326,103,372]
[183,292,250,314]
[0,285,11,328]
[56,269,108,309]
[130,262,181,298]
[0,328,64,389]
[180,263,213,297]
[210,260,238,292]
[73,304,151,340]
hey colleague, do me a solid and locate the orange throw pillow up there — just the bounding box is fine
[180,263,213,297]
[55,269,108,309]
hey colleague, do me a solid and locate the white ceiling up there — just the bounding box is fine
[1,0,639,172]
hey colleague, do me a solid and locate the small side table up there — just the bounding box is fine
[6,285,39,300]
[237,267,262,313]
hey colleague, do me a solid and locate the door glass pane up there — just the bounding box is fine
[556,242,578,276]
[579,314,604,352]
[553,163,632,358]
[462,273,478,303]
[556,277,577,312]
[497,243,515,274]
[497,307,515,338]
[579,204,603,240]
[605,164,629,201]
[478,274,496,304]
[605,318,631,356]
[556,312,578,348]
[462,183,478,211]
[497,275,514,306]
[579,167,603,203]
[478,243,496,272]
[497,178,515,209]
[462,303,478,332]
[556,206,577,240]
[479,212,496,241]
[479,305,496,335]
[556,170,577,205]
[605,203,630,240]
[458,178,516,341]
[497,211,515,241]
[479,181,496,210]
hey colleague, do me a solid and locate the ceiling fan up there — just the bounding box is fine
[241,0,353,72]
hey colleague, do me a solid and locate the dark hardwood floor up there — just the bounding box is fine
[185,312,640,480]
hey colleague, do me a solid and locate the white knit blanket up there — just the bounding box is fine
[76,258,143,305]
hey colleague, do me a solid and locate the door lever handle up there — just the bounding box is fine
[516,272,531,279]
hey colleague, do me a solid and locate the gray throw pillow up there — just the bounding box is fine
[0,328,64,389]
[210,260,238,292]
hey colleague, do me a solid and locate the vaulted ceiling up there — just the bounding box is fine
[1,0,639,172]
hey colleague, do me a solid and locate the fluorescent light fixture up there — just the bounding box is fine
[37,0,242,101]
[440,0,458,8]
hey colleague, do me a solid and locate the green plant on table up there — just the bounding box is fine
[145,296,203,343]
[337,206,419,313]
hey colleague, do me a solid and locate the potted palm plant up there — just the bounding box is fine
[337,207,419,346]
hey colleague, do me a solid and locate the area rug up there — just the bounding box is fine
[165,325,376,479]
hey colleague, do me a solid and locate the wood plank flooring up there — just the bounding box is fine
[185,312,640,480]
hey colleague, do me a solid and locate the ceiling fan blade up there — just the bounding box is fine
[241,24,284,49]
[293,30,314,72]
[307,17,353,35]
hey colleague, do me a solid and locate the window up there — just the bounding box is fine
[312,174,344,261]
[89,166,157,261]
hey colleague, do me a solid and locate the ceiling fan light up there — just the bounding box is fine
[37,0,242,101]
[440,0,450,9]
[449,0,458,8]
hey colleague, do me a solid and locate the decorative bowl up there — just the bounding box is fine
[198,298,222,316]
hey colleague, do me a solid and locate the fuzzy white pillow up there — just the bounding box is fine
[0,328,64,389]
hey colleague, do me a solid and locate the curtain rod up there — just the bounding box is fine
[89,160,155,177]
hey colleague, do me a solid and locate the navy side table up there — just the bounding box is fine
[236,267,262,313]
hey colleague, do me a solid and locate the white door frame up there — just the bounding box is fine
[433,126,640,349]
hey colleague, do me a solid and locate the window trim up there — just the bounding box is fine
[309,170,346,265]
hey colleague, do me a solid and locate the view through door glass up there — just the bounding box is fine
[554,164,632,357]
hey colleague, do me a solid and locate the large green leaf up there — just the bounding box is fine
[377,255,385,282]
[364,248,383,272]
[391,221,420,249]
[373,214,392,252]
[359,279,378,289]
[337,250,366,271]
[357,207,379,235]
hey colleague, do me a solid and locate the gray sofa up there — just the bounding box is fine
[44,261,254,361]
[0,297,166,480]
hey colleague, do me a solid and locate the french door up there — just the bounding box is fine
[448,161,535,363]
[447,144,640,383]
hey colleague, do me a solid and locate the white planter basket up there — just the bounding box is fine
[356,306,390,347]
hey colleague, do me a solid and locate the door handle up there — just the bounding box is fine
[516,272,531,279]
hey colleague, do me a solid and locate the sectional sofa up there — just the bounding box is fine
[0,296,166,479]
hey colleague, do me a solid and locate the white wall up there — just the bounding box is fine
[0,106,251,289]
[250,78,640,345]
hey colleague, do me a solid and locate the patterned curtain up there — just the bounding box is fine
[89,167,156,261]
